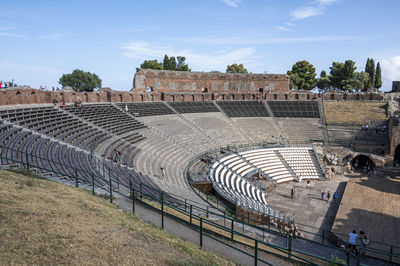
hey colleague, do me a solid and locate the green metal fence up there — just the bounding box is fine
[0,144,399,265]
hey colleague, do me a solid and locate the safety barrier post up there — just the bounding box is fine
[184,198,187,211]
[231,220,234,240]
[75,168,78,188]
[200,218,203,248]
[131,183,136,213]
[161,192,164,229]
[109,177,113,203]
[288,235,292,260]
[346,250,350,266]
[390,246,393,263]
[206,206,209,218]
[223,212,226,227]
[190,205,192,224]
[25,153,29,170]
[357,249,361,266]
[91,174,95,194]
[140,183,143,200]
[254,240,258,266]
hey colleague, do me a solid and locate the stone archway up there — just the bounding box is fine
[394,144,400,167]
[351,154,375,172]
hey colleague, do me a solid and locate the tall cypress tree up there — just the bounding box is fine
[368,58,375,89]
[375,62,382,89]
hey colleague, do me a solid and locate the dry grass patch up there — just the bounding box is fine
[324,101,387,125]
[0,170,233,265]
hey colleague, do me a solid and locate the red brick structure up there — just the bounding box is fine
[133,69,290,94]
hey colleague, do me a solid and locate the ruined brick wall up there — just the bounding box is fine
[133,69,290,94]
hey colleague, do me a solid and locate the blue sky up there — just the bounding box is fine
[1,0,400,91]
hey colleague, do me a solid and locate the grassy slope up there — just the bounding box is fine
[0,170,233,265]
[324,101,387,125]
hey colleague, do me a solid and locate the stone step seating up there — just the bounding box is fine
[0,106,110,149]
[65,103,146,138]
[267,101,320,118]
[277,118,323,144]
[133,129,205,203]
[181,113,249,145]
[117,102,174,117]
[216,101,269,117]
[101,137,140,168]
[168,101,220,114]
[210,154,275,216]
[231,117,282,143]
[0,123,161,197]
[139,115,215,152]
[239,148,323,183]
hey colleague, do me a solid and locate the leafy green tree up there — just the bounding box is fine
[375,62,382,89]
[287,60,316,90]
[329,60,357,91]
[329,62,344,90]
[137,59,164,72]
[226,63,248,74]
[365,58,375,89]
[163,55,177,70]
[316,70,331,91]
[176,56,191,71]
[59,69,101,92]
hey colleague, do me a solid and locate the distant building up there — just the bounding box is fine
[392,81,400,92]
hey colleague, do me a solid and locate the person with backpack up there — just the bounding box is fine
[359,231,370,256]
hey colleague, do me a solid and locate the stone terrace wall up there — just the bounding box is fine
[0,88,389,106]
[133,69,290,94]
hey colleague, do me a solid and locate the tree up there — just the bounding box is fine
[329,62,345,90]
[316,70,331,91]
[137,59,163,72]
[375,62,382,89]
[163,55,177,70]
[287,60,316,90]
[329,60,357,91]
[59,69,101,92]
[176,56,191,71]
[226,63,248,74]
[365,58,375,89]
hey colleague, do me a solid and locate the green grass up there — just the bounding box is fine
[0,169,233,265]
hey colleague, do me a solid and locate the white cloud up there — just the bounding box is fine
[221,0,242,8]
[0,62,61,74]
[37,33,64,40]
[120,42,263,71]
[290,0,339,20]
[285,22,296,27]
[315,0,339,5]
[277,25,290,31]
[381,56,400,82]
[290,6,322,20]
[0,32,25,38]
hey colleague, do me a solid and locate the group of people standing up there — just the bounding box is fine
[348,230,370,255]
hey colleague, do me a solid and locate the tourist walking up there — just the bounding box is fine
[306,179,310,189]
[321,190,325,200]
[327,191,331,202]
[160,167,165,179]
[333,191,338,203]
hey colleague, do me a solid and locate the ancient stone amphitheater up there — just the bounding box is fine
[1,84,400,264]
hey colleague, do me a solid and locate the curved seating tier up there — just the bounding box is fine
[0,106,110,149]
[209,147,323,218]
[168,101,220,114]
[117,102,174,117]
[0,121,161,199]
[216,101,269,117]
[65,104,146,143]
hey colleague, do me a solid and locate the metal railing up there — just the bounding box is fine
[0,143,399,265]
